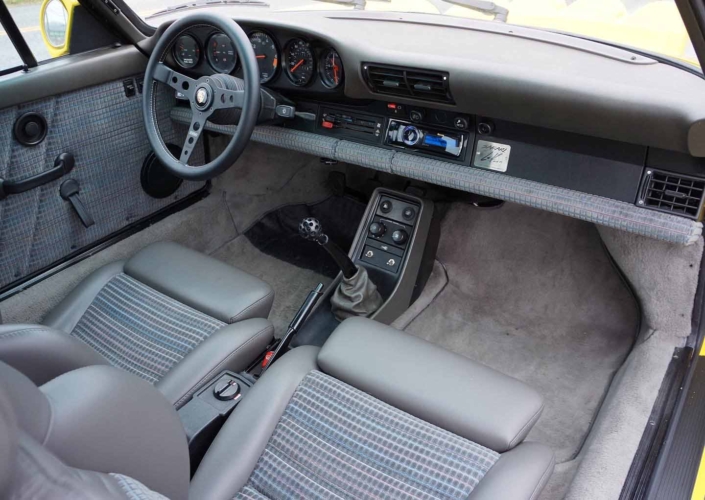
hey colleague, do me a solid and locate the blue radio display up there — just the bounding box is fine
[423,134,458,149]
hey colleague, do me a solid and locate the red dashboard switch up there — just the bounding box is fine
[321,121,334,129]
[387,103,397,109]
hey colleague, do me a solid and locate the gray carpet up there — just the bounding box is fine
[400,202,639,464]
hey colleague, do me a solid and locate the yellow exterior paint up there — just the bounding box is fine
[40,0,78,58]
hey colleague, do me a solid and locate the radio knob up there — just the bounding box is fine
[402,125,423,147]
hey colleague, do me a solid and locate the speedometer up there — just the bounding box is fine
[249,31,279,84]
[173,34,200,69]
[207,33,237,74]
[284,38,314,87]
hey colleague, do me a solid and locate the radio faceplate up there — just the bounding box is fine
[385,119,468,159]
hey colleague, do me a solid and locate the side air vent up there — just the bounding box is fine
[363,64,454,104]
[637,169,705,220]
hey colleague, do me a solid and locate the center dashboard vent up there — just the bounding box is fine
[362,64,454,104]
[638,169,705,220]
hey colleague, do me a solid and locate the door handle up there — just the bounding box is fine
[0,153,75,200]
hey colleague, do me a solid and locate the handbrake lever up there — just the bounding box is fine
[261,282,324,373]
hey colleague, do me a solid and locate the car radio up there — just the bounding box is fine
[385,119,467,159]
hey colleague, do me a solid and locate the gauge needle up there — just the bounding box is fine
[333,63,339,84]
[256,55,266,59]
[291,59,304,72]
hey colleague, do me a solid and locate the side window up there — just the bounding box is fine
[0,0,122,74]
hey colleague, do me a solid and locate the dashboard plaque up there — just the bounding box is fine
[474,140,511,172]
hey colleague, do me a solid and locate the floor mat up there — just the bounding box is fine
[400,202,639,463]
[213,195,366,336]
[244,195,366,279]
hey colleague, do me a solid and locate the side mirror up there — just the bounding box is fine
[40,0,78,57]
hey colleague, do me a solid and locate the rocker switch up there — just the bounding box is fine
[60,179,95,228]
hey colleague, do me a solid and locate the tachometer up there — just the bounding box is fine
[284,38,314,87]
[207,33,237,74]
[173,34,200,69]
[320,48,343,89]
[249,31,279,84]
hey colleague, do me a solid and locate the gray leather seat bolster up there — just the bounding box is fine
[0,325,109,386]
[318,317,545,453]
[190,346,320,500]
[41,365,190,500]
[0,362,51,444]
[469,442,555,500]
[43,261,126,333]
[157,318,275,409]
[124,241,275,323]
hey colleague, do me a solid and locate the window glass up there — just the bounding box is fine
[5,0,55,64]
[125,0,700,69]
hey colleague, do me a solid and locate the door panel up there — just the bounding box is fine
[0,77,205,289]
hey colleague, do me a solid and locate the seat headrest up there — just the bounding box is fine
[317,317,544,453]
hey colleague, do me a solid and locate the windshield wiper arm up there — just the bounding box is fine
[147,0,269,19]
[438,0,508,22]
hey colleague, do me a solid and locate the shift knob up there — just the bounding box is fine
[299,217,325,243]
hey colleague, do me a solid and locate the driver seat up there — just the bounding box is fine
[0,241,275,407]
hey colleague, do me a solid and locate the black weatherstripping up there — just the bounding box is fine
[0,153,75,200]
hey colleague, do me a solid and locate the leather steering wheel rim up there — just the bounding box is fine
[143,13,260,181]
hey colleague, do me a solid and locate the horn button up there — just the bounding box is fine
[194,83,213,110]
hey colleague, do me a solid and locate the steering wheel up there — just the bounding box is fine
[143,13,260,181]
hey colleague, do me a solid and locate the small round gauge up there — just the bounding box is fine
[249,31,279,84]
[284,38,314,87]
[173,34,200,69]
[207,33,237,74]
[320,48,343,89]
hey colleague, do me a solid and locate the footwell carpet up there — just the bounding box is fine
[401,202,639,463]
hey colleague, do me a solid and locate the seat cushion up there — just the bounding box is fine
[191,333,554,500]
[237,370,501,499]
[0,242,276,404]
[70,272,227,384]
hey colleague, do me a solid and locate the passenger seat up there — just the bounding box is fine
[0,241,275,408]
[192,317,555,499]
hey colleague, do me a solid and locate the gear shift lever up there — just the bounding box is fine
[299,217,383,321]
[299,217,358,279]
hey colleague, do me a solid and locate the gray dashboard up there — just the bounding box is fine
[151,8,705,158]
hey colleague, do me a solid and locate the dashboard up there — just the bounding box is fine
[151,9,705,227]
[163,25,345,96]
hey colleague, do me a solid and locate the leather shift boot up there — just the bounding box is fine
[331,266,384,321]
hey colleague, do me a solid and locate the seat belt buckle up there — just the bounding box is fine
[261,351,274,368]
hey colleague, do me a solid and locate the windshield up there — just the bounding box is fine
[126,0,699,68]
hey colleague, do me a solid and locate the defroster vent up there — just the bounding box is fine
[363,64,453,104]
[638,169,705,220]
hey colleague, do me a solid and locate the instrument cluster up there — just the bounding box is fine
[170,27,344,91]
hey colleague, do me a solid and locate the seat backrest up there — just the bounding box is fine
[0,362,169,499]
[0,361,189,499]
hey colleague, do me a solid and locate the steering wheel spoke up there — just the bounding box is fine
[143,13,260,181]
[153,63,198,100]
[179,113,207,165]
[212,88,245,110]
